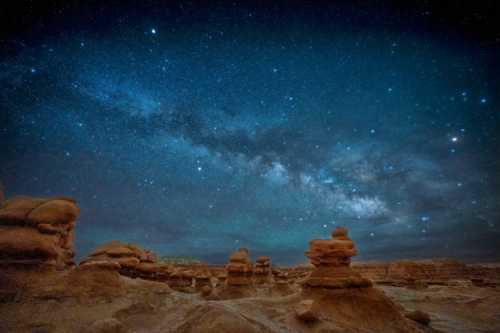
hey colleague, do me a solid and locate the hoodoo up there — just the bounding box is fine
[304,226,371,289]
[254,256,272,284]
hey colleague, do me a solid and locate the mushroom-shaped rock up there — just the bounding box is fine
[80,241,161,281]
[304,227,371,289]
[0,196,79,269]
[254,256,272,284]
[226,248,253,286]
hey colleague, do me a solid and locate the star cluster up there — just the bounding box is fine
[1,1,499,264]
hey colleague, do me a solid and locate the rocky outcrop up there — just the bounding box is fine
[254,256,272,284]
[168,270,194,292]
[218,248,255,299]
[0,196,79,270]
[80,241,167,281]
[195,270,212,293]
[225,248,253,286]
[304,227,371,289]
[299,227,423,333]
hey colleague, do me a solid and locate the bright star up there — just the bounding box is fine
[151,28,157,34]
[451,137,458,142]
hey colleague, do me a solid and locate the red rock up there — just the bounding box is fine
[28,199,80,225]
[0,196,79,270]
[254,256,272,284]
[225,248,253,286]
[304,227,371,289]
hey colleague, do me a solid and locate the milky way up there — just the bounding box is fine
[1,2,499,264]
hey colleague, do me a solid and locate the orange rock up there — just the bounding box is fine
[254,256,271,284]
[304,227,371,289]
[225,248,253,286]
[0,196,79,270]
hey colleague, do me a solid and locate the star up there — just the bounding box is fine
[480,97,487,104]
[151,28,157,34]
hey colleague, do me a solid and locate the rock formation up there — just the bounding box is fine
[254,256,272,284]
[294,299,318,322]
[0,196,80,271]
[299,227,424,333]
[168,269,195,292]
[225,248,253,286]
[80,241,163,281]
[304,226,371,289]
[217,247,255,299]
[193,269,213,297]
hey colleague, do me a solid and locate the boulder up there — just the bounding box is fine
[406,310,431,326]
[295,299,318,322]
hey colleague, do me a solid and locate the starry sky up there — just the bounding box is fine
[1,1,499,264]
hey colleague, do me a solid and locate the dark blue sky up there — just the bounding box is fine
[1,1,499,264]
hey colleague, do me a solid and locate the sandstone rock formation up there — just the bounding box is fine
[217,248,255,299]
[195,270,212,292]
[304,226,371,289]
[80,241,164,281]
[254,256,272,284]
[168,270,194,292]
[0,196,79,271]
[225,248,253,286]
[299,227,424,333]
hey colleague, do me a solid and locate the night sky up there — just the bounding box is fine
[1,1,499,264]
